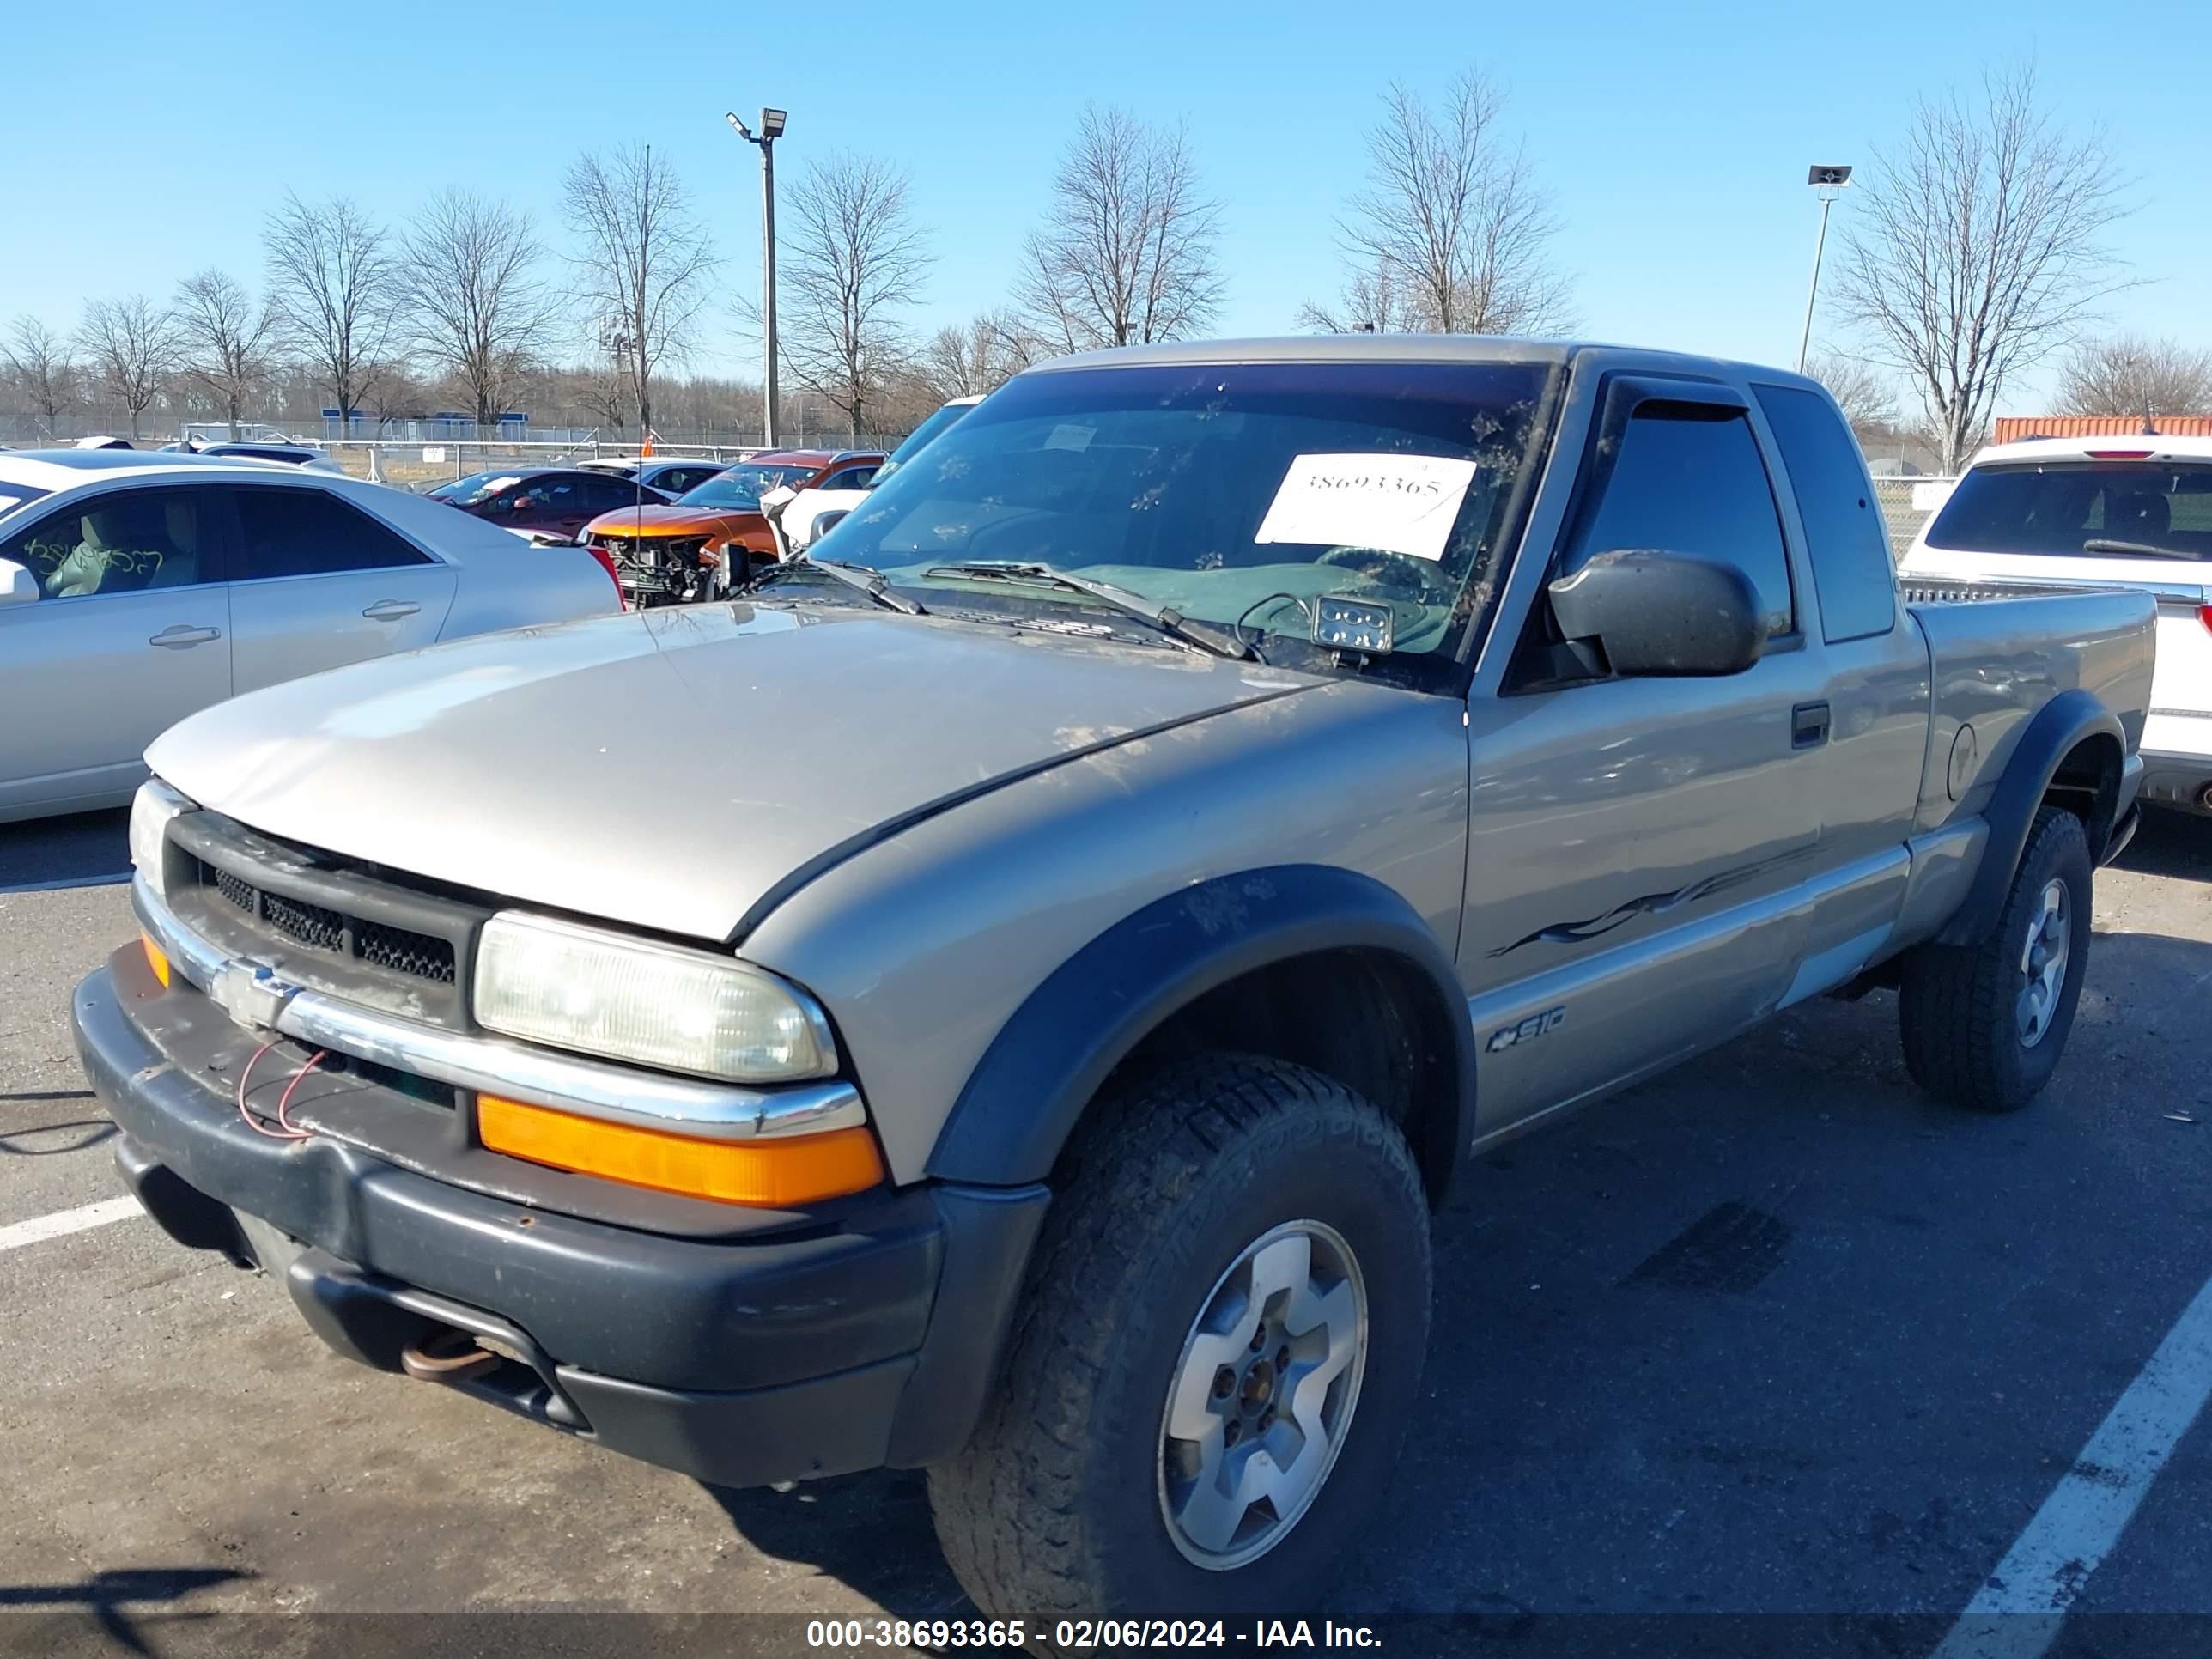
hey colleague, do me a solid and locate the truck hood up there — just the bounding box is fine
[146,605,1318,941]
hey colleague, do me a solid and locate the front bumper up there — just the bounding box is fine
[76,947,1048,1487]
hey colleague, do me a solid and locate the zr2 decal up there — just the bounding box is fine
[1486,1006,1565,1054]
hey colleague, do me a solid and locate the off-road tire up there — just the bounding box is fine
[928,1054,1431,1629]
[1899,805,2093,1112]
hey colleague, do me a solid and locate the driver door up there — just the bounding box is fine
[0,485,234,817]
[1461,381,1829,1133]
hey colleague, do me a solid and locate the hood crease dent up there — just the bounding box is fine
[145,604,1321,943]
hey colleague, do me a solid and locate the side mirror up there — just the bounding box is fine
[0,557,37,606]
[1547,549,1765,677]
[811,509,851,543]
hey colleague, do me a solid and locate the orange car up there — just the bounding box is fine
[580,448,884,604]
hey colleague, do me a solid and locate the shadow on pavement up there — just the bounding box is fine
[0,1567,249,1656]
[0,806,131,891]
[0,1116,116,1156]
[2116,808,2212,884]
[699,1470,972,1620]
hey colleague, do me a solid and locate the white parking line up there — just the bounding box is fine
[1929,1270,2212,1659]
[0,1195,143,1253]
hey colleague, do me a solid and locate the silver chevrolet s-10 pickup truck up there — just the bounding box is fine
[75,337,2154,1626]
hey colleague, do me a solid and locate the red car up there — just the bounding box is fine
[428,467,674,541]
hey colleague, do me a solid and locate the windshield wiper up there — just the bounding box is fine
[2080,538,2196,561]
[753,553,927,615]
[919,561,1251,659]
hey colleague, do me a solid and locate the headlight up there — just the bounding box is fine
[472,912,837,1084]
[129,779,195,899]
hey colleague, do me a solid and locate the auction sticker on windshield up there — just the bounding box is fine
[1254,453,1478,562]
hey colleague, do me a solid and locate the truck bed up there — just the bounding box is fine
[1900,574,2133,606]
[1905,581,2157,829]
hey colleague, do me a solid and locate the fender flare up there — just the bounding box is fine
[1937,688,2124,947]
[925,865,1478,1197]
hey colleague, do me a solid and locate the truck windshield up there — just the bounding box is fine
[1927,461,2212,561]
[872,400,976,486]
[810,360,1554,662]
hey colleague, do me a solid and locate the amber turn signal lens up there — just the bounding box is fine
[476,1094,884,1207]
[141,933,171,988]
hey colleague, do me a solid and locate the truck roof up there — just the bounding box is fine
[1030,334,1826,390]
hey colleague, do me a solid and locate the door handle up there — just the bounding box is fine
[362,600,422,622]
[149,625,222,649]
[1791,701,1832,750]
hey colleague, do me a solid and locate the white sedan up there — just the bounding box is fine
[0,448,623,823]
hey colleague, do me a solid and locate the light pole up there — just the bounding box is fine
[726,107,787,450]
[1796,164,1852,374]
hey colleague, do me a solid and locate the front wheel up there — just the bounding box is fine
[1899,805,2094,1111]
[929,1054,1432,1626]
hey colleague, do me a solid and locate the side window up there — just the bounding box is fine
[1574,406,1794,640]
[582,476,648,511]
[1,487,224,600]
[233,487,430,580]
[1754,385,1897,641]
[831,466,879,490]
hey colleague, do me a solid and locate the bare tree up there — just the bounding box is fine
[1806,352,1903,436]
[575,360,631,434]
[562,145,720,435]
[264,193,398,427]
[1833,63,2135,473]
[780,151,933,440]
[1300,69,1572,337]
[918,310,1035,402]
[77,295,177,440]
[2056,333,2212,422]
[1297,258,1427,337]
[397,191,563,428]
[171,270,275,439]
[1018,106,1223,351]
[3,317,76,436]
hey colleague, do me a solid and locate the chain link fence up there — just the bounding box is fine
[1875,477,1958,559]
[320,434,908,490]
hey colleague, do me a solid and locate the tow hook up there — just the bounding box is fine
[400,1328,500,1383]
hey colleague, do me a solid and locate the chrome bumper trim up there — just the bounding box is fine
[131,876,864,1140]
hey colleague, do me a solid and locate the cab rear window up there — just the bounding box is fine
[1926,462,2212,561]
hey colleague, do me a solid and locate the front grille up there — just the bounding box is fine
[204,858,458,984]
[264,889,347,953]
[167,810,487,1032]
[357,918,459,984]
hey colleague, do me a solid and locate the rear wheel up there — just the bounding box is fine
[929,1054,1431,1628]
[1899,805,2093,1111]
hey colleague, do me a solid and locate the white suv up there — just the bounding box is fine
[1902,435,2212,816]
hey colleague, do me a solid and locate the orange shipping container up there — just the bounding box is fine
[1994,414,2212,444]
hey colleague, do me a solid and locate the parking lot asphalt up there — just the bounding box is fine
[3,808,2210,1656]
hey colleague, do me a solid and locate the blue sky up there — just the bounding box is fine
[4,0,2205,414]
